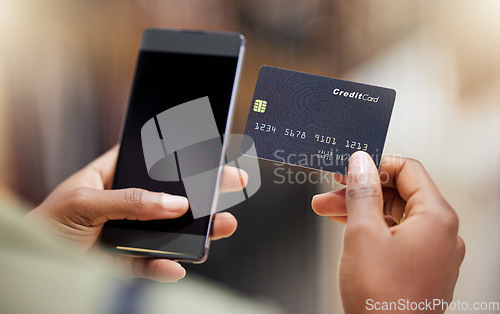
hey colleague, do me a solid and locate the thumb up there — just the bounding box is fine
[345,151,386,232]
[67,187,189,226]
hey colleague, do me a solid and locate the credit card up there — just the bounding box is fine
[241,66,396,175]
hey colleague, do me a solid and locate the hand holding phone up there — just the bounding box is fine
[25,146,245,281]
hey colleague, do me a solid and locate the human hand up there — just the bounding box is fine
[24,145,247,282]
[312,152,465,313]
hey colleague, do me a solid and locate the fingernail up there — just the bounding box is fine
[312,189,342,199]
[171,263,186,282]
[179,265,187,279]
[349,151,371,175]
[312,193,327,201]
[162,194,188,212]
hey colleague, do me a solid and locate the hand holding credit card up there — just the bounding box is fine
[241,66,396,175]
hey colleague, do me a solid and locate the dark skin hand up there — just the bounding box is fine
[312,152,465,313]
[25,145,247,282]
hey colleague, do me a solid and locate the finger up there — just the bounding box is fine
[379,156,439,195]
[311,188,347,216]
[126,258,186,282]
[210,212,237,240]
[68,187,189,226]
[345,151,387,232]
[219,166,248,193]
[382,187,407,224]
[313,186,407,223]
[340,154,442,189]
[333,173,347,185]
[378,156,449,217]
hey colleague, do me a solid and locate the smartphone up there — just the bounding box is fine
[101,28,245,263]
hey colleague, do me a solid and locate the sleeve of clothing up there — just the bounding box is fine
[109,277,282,314]
[0,205,282,314]
[0,205,122,314]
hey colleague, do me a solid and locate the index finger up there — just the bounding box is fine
[378,156,454,221]
[379,156,441,201]
[335,156,444,201]
[218,166,248,193]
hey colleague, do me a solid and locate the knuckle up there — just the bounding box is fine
[432,201,460,236]
[405,157,426,171]
[68,187,92,207]
[347,186,380,201]
[456,236,466,262]
[124,188,146,209]
[64,187,97,225]
[444,212,460,236]
[149,260,161,279]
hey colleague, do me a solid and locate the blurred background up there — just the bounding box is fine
[1,0,499,313]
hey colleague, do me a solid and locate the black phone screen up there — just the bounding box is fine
[102,49,239,259]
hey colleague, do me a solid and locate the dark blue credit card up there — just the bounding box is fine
[241,66,396,175]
